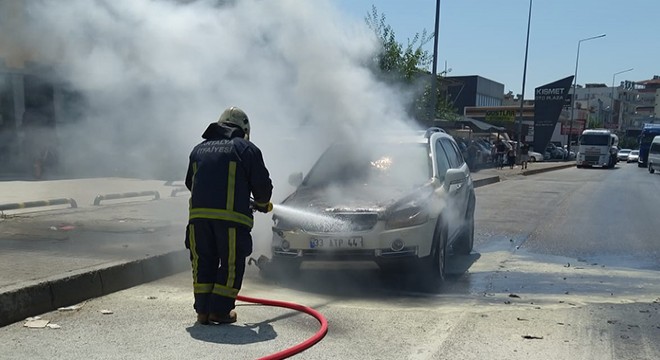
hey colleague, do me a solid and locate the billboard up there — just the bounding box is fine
[533,76,574,152]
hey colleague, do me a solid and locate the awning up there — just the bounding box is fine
[455,117,506,133]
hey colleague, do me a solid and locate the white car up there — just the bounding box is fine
[270,128,476,286]
[618,149,632,162]
[528,150,544,162]
[627,150,639,163]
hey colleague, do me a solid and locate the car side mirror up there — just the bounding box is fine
[444,169,465,191]
[288,172,303,187]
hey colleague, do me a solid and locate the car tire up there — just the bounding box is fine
[529,156,536,163]
[453,203,475,256]
[416,219,447,290]
[649,164,655,174]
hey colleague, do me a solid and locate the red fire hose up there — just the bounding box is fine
[236,294,328,360]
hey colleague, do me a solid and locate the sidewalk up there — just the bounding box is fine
[470,160,575,187]
[0,178,190,326]
[0,161,574,326]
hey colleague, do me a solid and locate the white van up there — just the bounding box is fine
[648,135,660,174]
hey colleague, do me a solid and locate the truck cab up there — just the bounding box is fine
[576,129,618,168]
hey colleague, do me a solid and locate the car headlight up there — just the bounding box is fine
[385,205,429,229]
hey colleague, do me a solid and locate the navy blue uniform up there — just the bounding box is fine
[185,122,272,315]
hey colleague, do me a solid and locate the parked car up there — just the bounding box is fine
[618,149,632,162]
[544,143,575,160]
[528,150,544,162]
[545,143,566,160]
[270,128,476,286]
[627,150,639,163]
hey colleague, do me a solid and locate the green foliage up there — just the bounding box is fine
[587,115,603,129]
[364,6,458,124]
[365,6,431,81]
[618,136,638,149]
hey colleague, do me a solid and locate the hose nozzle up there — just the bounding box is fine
[248,255,271,271]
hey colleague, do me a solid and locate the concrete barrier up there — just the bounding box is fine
[93,191,160,206]
[0,198,78,212]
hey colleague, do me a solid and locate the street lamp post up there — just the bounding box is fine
[516,0,532,161]
[567,33,606,157]
[611,68,633,126]
[429,0,441,124]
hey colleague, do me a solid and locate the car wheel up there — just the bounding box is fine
[414,219,447,292]
[454,203,475,255]
[529,156,536,162]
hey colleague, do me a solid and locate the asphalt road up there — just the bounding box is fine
[1,163,659,359]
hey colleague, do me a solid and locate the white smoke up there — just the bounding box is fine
[20,0,420,252]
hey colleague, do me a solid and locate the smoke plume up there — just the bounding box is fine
[19,0,420,252]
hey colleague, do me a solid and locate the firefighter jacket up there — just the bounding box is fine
[185,123,273,229]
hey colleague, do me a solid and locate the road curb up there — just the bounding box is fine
[0,249,189,327]
[473,176,501,188]
[522,163,575,176]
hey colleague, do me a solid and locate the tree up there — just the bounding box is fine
[587,115,603,129]
[364,6,458,125]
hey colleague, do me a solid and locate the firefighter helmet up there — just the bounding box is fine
[218,106,250,138]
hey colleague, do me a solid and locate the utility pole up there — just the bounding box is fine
[429,0,441,125]
[567,33,606,157]
[516,0,532,162]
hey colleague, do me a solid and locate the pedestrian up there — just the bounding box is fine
[507,146,516,169]
[184,106,273,325]
[520,141,530,170]
[495,139,507,169]
[466,140,479,171]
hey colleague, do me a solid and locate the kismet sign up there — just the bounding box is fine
[533,76,574,153]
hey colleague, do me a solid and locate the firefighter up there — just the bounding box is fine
[184,106,273,325]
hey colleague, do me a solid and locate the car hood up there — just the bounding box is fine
[281,182,434,215]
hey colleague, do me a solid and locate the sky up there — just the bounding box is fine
[335,0,659,98]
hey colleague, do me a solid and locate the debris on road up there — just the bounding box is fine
[58,303,85,312]
[46,324,61,329]
[508,293,520,298]
[24,319,49,328]
[101,309,114,315]
[521,335,544,340]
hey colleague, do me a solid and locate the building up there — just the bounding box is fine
[569,76,660,135]
[444,75,505,114]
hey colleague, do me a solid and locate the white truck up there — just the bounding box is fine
[576,129,619,168]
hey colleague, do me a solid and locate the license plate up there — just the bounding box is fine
[309,237,363,249]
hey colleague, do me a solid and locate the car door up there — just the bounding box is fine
[443,138,471,232]
[436,138,469,239]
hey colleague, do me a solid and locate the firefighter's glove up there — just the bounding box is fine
[254,201,273,213]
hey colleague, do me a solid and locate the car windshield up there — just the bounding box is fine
[579,135,610,146]
[619,149,631,154]
[303,142,431,189]
[631,150,639,155]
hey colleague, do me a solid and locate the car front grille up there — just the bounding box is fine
[585,155,601,163]
[301,212,378,232]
